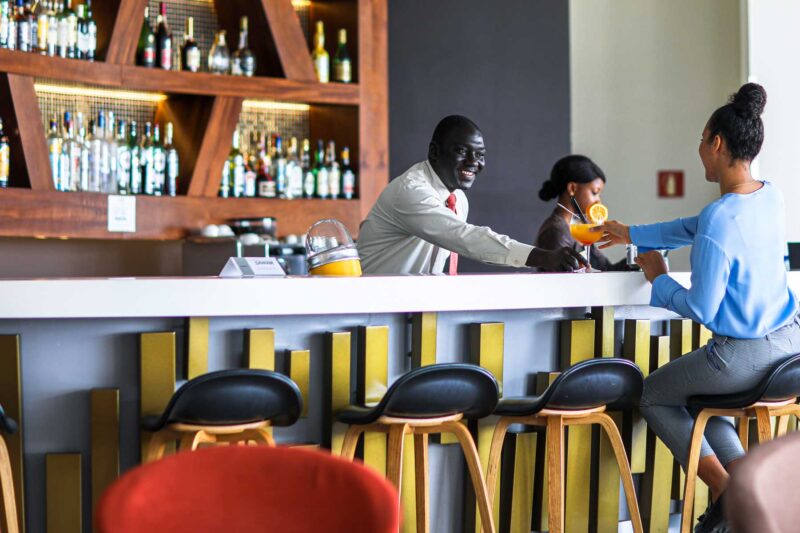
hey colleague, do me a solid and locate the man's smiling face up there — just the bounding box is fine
[429,127,486,192]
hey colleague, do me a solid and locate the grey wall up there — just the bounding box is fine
[389,0,571,272]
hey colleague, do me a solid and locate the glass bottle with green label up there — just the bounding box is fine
[333,29,352,83]
[180,16,200,72]
[136,6,155,67]
[152,124,166,196]
[314,139,329,199]
[128,121,142,194]
[164,122,178,196]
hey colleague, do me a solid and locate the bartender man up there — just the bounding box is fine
[358,115,586,274]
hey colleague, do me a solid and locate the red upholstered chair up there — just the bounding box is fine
[96,446,399,533]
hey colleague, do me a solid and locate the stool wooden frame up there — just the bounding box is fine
[340,413,495,533]
[145,420,276,463]
[681,398,800,533]
[485,405,643,533]
[0,432,18,533]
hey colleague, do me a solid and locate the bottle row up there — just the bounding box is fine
[220,131,356,200]
[0,0,97,59]
[46,110,180,196]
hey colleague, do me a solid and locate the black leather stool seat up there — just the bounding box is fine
[337,363,499,425]
[0,404,16,435]
[494,359,643,417]
[688,353,800,409]
[141,369,302,432]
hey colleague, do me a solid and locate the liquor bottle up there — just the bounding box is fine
[140,122,155,195]
[314,139,329,198]
[77,0,95,60]
[87,118,102,192]
[155,2,171,70]
[311,21,329,83]
[341,146,355,199]
[164,122,178,197]
[256,133,275,198]
[24,0,36,52]
[301,138,314,198]
[180,16,200,72]
[46,116,61,189]
[45,0,57,56]
[14,0,30,52]
[115,120,130,195]
[229,129,245,197]
[102,111,116,193]
[60,111,76,191]
[286,137,303,199]
[0,0,11,48]
[136,6,155,67]
[333,29,352,83]
[56,0,76,58]
[231,16,255,77]
[152,124,165,196]
[326,140,341,198]
[35,0,48,54]
[0,118,9,188]
[76,114,89,191]
[128,121,142,194]
[273,135,287,198]
[208,30,229,74]
[243,130,257,197]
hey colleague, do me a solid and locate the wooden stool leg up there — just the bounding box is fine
[737,415,750,451]
[444,421,496,533]
[546,416,565,533]
[340,425,364,460]
[596,413,643,533]
[681,410,712,533]
[0,437,18,533]
[485,417,512,506]
[754,407,773,444]
[254,427,276,447]
[776,415,791,438]
[145,430,174,462]
[386,424,408,490]
[414,433,429,533]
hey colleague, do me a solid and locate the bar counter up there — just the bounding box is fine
[2,271,799,532]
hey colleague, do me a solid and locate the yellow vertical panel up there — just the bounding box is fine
[622,320,650,474]
[670,320,692,500]
[561,319,595,533]
[186,317,209,380]
[469,322,504,533]
[324,332,351,454]
[533,372,560,532]
[411,312,437,368]
[692,322,713,350]
[140,332,176,460]
[91,389,119,516]
[46,454,81,533]
[0,335,24,532]
[246,329,275,371]
[357,326,389,477]
[287,350,311,417]
[640,336,673,533]
[690,322,710,523]
[591,307,620,533]
[509,432,537,533]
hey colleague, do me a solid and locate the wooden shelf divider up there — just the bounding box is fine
[103,0,148,65]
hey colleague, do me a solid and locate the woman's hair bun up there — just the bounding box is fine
[730,82,767,119]
[538,180,558,201]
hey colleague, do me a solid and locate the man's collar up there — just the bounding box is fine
[424,160,454,202]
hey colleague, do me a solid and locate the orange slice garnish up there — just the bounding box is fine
[588,203,608,224]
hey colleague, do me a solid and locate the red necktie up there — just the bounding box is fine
[446,193,458,275]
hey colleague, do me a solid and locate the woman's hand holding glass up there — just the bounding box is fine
[593,220,631,249]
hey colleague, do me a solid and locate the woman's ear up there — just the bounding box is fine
[566,182,578,197]
[711,134,724,154]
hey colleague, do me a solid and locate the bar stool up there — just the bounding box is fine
[681,353,800,533]
[142,369,302,462]
[485,358,644,533]
[0,404,18,533]
[337,363,500,533]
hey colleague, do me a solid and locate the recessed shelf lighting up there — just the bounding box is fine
[34,83,168,103]
[242,100,311,112]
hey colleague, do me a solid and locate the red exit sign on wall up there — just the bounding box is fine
[658,170,684,198]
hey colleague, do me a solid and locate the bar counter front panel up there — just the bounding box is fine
[2,272,798,533]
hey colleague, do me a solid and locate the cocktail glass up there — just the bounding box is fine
[568,215,602,272]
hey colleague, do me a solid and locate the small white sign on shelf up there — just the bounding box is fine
[107,195,136,233]
[219,257,286,278]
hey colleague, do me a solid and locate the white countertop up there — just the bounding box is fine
[0,272,798,319]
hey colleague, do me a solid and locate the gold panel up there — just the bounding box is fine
[46,454,81,533]
[469,322,504,532]
[692,322,713,349]
[411,312,438,368]
[140,332,177,460]
[533,372,560,532]
[560,319,594,533]
[670,320,692,500]
[622,319,650,474]
[324,332,351,454]
[509,432,537,533]
[287,350,311,417]
[357,326,389,477]
[91,389,119,516]
[186,317,209,380]
[246,329,275,371]
[592,307,620,533]
[0,335,24,532]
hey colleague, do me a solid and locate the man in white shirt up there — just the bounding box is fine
[358,115,586,274]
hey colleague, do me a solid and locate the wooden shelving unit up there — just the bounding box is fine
[0,0,387,239]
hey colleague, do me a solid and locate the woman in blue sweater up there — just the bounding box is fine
[600,83,799,533]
